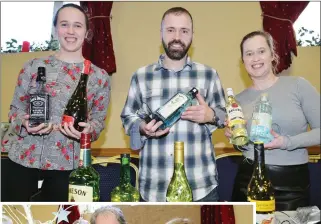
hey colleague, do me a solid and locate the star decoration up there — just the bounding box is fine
[52,207,71,223]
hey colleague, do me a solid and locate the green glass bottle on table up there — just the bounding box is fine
[166,141,193,202]
[247,142,275,224]
[68,133,100,202]
[111,154,140,202]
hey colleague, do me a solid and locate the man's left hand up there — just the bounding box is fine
[181,93,214,124]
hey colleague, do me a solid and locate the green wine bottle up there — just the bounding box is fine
[247,142,275,224]
[62,60,91,132]
[68,133,100,202]
[111,154,140,202]
[166,141,193,202]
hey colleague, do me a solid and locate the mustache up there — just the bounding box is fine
[168,40,186,48]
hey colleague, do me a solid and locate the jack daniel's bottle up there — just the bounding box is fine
[69,133,100,202]
[148,88,198,130]
[29,67,50,127]
[166,141,193,202]
[247,142,275,224]
[111,154,140,202]
[62,60,91,132]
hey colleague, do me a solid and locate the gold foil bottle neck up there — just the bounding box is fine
[174,141,184,164]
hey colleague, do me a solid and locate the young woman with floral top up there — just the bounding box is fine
[3,3,111,202]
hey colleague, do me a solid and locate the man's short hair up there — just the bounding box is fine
[90,206,127,224]
[161,7,193,30]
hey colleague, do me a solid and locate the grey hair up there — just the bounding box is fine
[165,218,194,224]
[90,206,127,224]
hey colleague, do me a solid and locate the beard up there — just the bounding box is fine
[162,39,192,60]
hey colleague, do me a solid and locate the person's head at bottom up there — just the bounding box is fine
[166,218,193,224]
[90,206,126,224]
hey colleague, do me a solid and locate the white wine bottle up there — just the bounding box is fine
[226,88,248,146]
[166,141,193,202]
[247,142,275,224]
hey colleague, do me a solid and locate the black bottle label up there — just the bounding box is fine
[29,94,49,126]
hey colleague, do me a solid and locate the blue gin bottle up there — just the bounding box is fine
[250,93,273,144]
[152,87,198,130]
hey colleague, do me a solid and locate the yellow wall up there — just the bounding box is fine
[1,2,320,149]
[3,204,253,224]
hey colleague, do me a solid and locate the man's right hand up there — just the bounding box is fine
[139,119,170,138]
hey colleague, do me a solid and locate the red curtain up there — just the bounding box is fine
[260,1,309,74]
[81,1,116,74]
[201,205,235,224]
[57,205,80,224]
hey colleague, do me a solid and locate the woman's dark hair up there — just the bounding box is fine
[240,30,279,74]
[53,3,89,30]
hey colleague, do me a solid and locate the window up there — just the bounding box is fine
[0,1,80,52]
[294,2,320,47]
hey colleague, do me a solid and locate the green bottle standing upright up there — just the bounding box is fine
[68,133,100,202]
[111,154,140,202]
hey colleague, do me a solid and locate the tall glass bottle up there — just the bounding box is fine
[247,142,275,224]
[62,60,91,132]
[29,67,50,127]
[226,88,248,146]
[111,154,140,202]
[151,87,198,130]
[69,133,100,202]
[250,93,273,143]
[166,141,193,202]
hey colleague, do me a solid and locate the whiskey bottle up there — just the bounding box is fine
[247,142,275,224]
[226,88,248,146]
[151,87,198,130]
[111,154,140,202]
[29,67,50,127]
[62,60,91,132]
[166,141,193,202]
[68,133,100,202]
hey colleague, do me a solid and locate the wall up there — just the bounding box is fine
[1,2,320,149]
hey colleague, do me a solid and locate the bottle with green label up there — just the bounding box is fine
[111,154,140,202]
[68,133,100,202]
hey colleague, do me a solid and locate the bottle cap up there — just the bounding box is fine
[174,141,184,150]
[261,93,268,101]
[226,88,234,96]
[189,88,198,97]
[36,67,46,82]
[121,153,130,158]
[80,133,91,148]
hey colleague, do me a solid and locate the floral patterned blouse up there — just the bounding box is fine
[7,55,111,170]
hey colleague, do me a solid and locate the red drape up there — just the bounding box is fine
[201,205,235,224]
[260,1,309,74]
[57,205,80,224]
[81,1,116,74]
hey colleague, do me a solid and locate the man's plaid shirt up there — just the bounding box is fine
[121,55,227,201]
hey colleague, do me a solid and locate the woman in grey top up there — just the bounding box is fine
[3,3,111,202]
[225,31,320,210]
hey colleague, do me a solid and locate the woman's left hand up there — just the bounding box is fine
[59,122,93,140]
[264,130,286,150]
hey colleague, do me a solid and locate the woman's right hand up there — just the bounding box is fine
[22,114,53,135]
